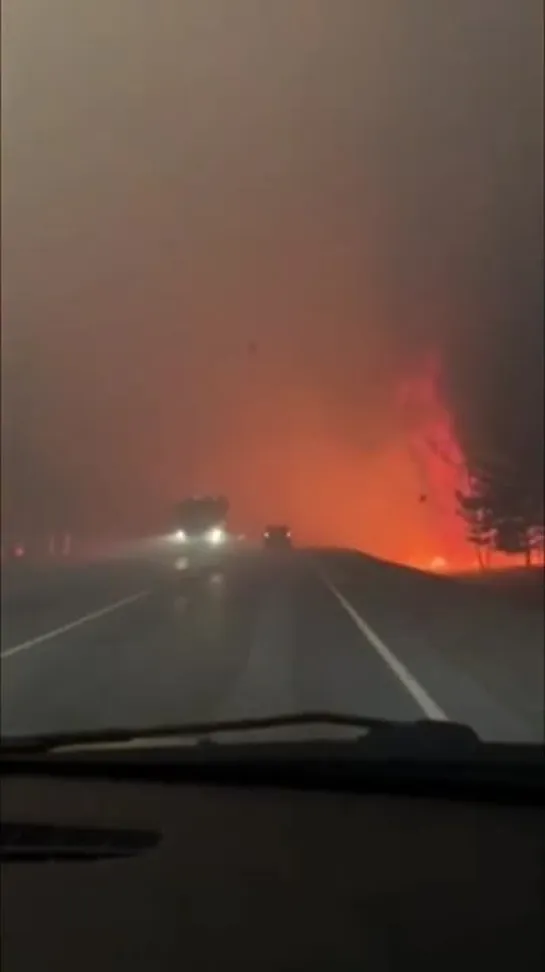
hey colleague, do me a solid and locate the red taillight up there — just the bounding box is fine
[14,544,25,558]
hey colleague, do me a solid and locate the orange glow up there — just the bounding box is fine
[152,351,476,568]
[56,316,532,571]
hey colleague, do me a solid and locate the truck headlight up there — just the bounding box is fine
[206,527,225,546]
[174,529,187,542]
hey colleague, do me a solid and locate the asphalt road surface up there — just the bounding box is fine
[1,549,543,744]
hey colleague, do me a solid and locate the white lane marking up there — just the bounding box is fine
[324,579,449,721]
[1,590,150,659]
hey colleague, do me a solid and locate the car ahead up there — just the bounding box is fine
[263,525,292,550]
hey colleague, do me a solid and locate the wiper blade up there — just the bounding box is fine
[0,711,479,754]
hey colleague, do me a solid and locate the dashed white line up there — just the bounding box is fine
[1,590,150,659]
[323,578,449,721]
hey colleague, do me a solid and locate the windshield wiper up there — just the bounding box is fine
[0,711,480,755]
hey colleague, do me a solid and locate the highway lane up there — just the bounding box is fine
[319,552,543,741]
[1,549,543,743]
[1,559,166,651]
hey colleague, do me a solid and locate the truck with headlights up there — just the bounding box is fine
[171,496,229,573]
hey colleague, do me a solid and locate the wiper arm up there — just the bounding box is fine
[0,711,480,755]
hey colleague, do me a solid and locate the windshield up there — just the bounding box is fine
[1,2,543,755]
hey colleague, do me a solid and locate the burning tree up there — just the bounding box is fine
[455,464,497,569]
[398,353,543,568]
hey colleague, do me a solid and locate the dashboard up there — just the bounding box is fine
[2,773,542,970]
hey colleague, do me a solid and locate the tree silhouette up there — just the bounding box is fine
[456,460,543,568]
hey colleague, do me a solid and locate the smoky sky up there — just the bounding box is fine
[2,1,543,547]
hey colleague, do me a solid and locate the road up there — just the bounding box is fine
[1,549,543,743]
